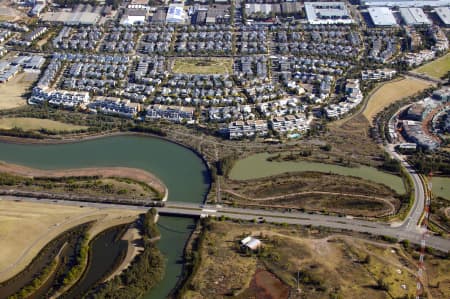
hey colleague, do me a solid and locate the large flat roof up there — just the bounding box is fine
[399,7,432,25]
[368,6,397,26]
[41,11,100,25]
[400,7,431,25]
[362,0,450,7]
[436,6,450,25]
[304,2,354,24]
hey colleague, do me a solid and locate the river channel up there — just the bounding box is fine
[0,135,210,298]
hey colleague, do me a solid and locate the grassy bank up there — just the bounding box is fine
[414,52,450,79]
[229,152,406,194]
[1,222,92,299]
[0,117,88,132]
[363,77,433,124]
[222,171,400,217]
[0,169,162,203]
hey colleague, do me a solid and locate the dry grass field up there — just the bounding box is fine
[172,58,233,75]
[414,52,450,79]
[0,72,39,110]
[223,172,400,217]
[0,199,141,282]
[183,221,450,299]
[0,3,27,22]
[363,77,433,124]
[0,117,88,131]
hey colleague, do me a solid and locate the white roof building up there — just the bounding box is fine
[120,9,147,25]
[368,7,397,26]
[436,6,450,25]
[166,4,187,23]
[304,2,354,25]
[362,0,450,7]
[241,236,262,250]
[400,7,432,25]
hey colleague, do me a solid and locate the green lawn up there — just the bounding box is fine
[414,52,450,79]
[432,177,450,200]
[0,117,88,132]
[172,58,233,75]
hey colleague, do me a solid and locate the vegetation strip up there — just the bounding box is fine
[0,161,167,200]
[84,209,165,298]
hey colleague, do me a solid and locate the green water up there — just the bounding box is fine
[432,177,450,200]
[0,135,210,298]
[229,153,406,194]
[147,217,196,299]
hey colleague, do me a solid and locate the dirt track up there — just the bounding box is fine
[0,161,167,196]
[223,189,396,215]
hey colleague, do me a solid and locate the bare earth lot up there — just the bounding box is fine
[0,72,39,110]
[0,2,27,22]
[0,117,88,132]
[172,57,233,75]
[363,77,433,124]
[0,200,141,282]
[184,221,450,299]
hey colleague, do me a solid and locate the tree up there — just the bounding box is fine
[377,278,390,291]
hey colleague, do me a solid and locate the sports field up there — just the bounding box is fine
[0,200,141,282]
[0,72,39,110]
[363,77,433,124]
[172,57,233,75]
[0,117,88,131]
[414,52,450,79]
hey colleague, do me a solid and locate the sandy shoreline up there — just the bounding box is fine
[103,227,144,282]
[0,161,167,198]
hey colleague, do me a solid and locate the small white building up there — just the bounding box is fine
[120,9,147,25]
[166,4,187,24]
[241,236,262,251]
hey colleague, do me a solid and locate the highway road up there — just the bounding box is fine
[385,144,426,233]
[2,195,449,253]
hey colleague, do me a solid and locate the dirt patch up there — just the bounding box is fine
[236,269,289,299]
[0,3,27,22]
[172,57,233,75]
[180,221,449,299]
[0,72,38,110]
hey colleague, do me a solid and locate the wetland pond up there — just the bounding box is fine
[229,152,406,194]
